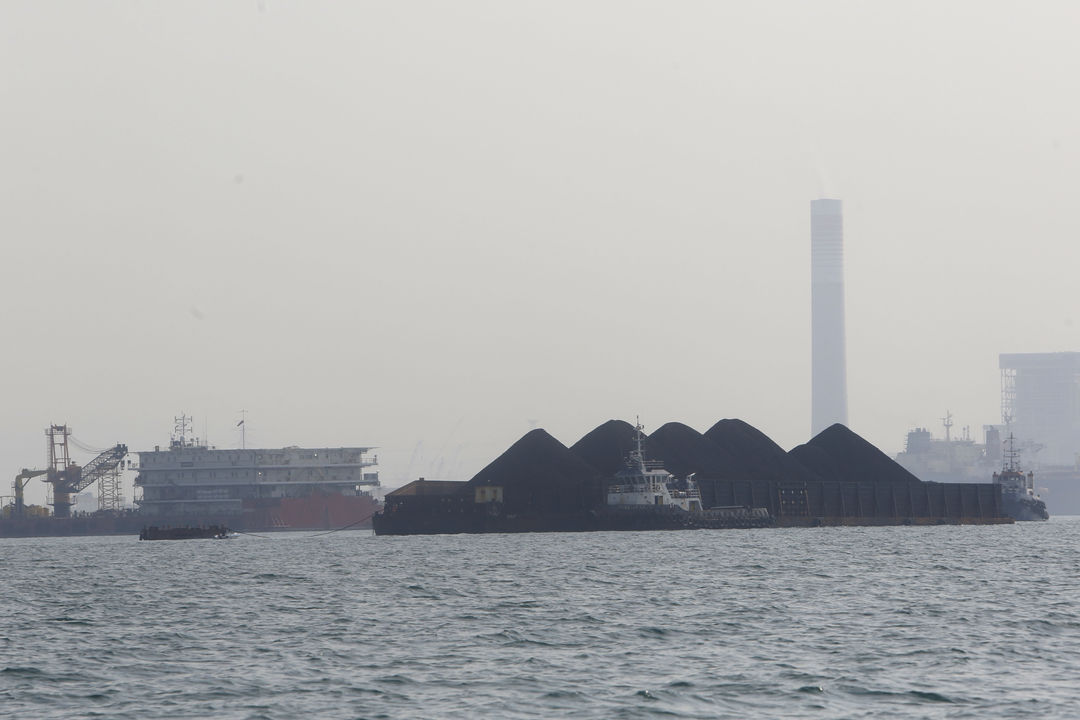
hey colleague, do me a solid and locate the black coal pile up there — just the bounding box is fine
[467,419,920,521]
[469,429,601,513]
[705,419,821,484]
[793,423,921,484]
[787,443,841,481]
[569,420,639,476]
[645,422,741,481]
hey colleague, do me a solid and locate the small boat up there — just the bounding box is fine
[139,525,231,541]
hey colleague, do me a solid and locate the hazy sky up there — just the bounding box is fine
[3,2,1078,506]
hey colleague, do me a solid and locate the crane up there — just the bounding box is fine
[12,469,47,517]
[44,425,127,518]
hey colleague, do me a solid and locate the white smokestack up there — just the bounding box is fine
[811,198,848,436]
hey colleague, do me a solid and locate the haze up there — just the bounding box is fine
[3,2,1078,506]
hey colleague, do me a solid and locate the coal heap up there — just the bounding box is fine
[796,423,921,484]
[644,422,740,480]
[705,419,821,484]
[469,429,600,513]
[788,443,841,481]
[466,420,920,520]
[569,420,639,476]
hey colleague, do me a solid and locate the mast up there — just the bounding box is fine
[631,416,646,473]
[238,409,248,450]
[1004,433,1021,473]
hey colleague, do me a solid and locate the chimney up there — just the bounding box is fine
[811,198,848,435]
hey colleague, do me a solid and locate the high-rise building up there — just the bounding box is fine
[1000,352,1080,466]
[811,198,848,436]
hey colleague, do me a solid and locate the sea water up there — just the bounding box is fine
[2,519,1079,719]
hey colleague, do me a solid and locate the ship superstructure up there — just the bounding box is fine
[894,413,998,483]
[134,417,380,529]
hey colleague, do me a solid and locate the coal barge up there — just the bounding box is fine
[373,419,1013,535]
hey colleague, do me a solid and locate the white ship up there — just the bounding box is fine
[606,420,703,511]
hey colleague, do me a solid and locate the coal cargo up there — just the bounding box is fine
[798,423,922,484]
[705,419,822,485]
[788,443,842,482]
[644,422,741,481]
[468,429,601,516]
[569,420,639,476]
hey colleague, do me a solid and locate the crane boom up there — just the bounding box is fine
[72,445,128,494]
[43,425,128,517]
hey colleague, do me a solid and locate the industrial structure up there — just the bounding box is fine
[1000,352,1080,467]
[811,198,848,436]
[42,425,128,517]
[2,416,382,536]
[5,425,128,520]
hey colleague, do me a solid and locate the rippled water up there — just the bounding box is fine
[3,519,1080,719]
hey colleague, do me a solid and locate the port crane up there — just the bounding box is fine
[7,426,128,518]
[38,425,127,518]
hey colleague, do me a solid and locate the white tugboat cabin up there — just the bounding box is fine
[606,420,703,512]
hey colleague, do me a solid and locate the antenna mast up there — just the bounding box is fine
[173,414,192,448]
[238,409,248,450]
[631,416,646,472]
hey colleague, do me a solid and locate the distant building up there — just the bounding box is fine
[1000,352,1080,466]
[811,198,848,436]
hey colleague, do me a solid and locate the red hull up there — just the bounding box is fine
[242,492,380,530]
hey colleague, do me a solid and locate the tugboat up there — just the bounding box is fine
[606,421,704,512]
[994,434,1049,521]
[598,419,771,529]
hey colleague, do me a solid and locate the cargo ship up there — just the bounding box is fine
[134,420,380,531]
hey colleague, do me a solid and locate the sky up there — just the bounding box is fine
[2,1,1078,506]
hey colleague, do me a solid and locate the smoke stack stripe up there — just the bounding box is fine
[811,198,848,436]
